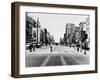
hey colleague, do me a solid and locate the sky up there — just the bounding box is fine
[27,12,88,43]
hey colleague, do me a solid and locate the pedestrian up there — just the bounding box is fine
[33,44,35,51]
[50,45,53,52]
[77,45,79,51]
[77,43,80,52]
[74,44,76,50]
[29,44,33,52]
[84,41,87,55]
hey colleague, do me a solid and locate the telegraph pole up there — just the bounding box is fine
[37,18,39,44]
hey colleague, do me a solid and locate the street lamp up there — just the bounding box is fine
[37,18,39,45]
[79,22,84,53]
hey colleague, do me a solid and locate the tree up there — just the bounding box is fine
[81,31,88,42]
[72,33,76,44]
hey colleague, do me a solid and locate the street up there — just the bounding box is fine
[25,45,89,67]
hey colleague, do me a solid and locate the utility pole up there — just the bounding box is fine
[37,18,39,44]
[79,22,85,53]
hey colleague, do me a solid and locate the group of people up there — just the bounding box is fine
[72,41,88,55]
[28,43,53,52]
[29,44,36,52]
[28,41,88,55]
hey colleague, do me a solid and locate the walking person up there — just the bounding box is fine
[74,44,76,50]
[33,44,36,51]
[84,41,87,55]
[50,44,53,52]
[77,42,80,52]
[77,45,80,51]
[29,43,33,52]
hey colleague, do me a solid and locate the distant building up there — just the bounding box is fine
[43,28,48,45]
[65,23,75,37]
[64,23,75,46]
[40,29,44,44]
[60,37,64,45]
[36,18,41,44]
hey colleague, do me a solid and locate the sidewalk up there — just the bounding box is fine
[61,46,90,56]
[26,45,59,54]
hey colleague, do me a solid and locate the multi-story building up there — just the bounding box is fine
[35,18,41,44]
[26,16,42,46]
[26,16,37,44]
[26,16,54,47]
[64,23,75,46]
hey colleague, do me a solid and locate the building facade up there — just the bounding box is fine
[26,16,41,45]
[26,16,37,44]
[64,23,75,46]
[26,15,54,47]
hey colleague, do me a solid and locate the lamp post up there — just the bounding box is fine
[79,22,86,53]
[79,22,84,53]
[37,18,39,45]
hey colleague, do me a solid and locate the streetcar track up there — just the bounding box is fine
[64,51,84,64]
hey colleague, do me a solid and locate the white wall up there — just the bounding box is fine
[0,0,100,80]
